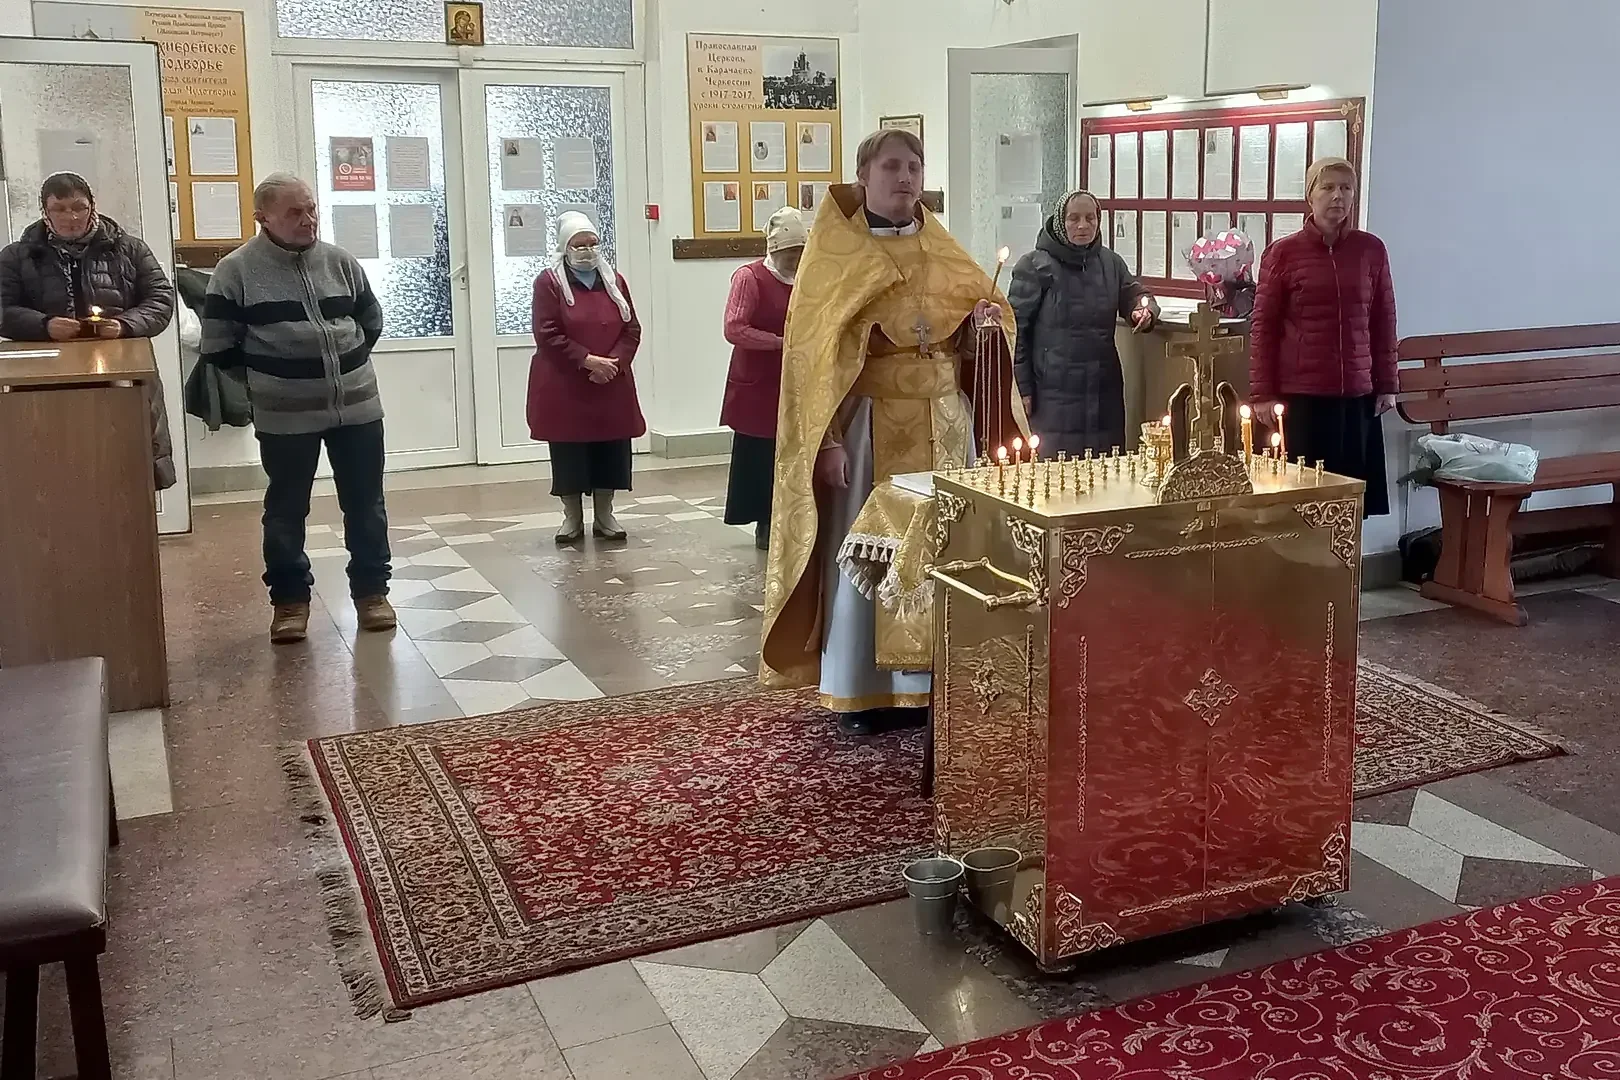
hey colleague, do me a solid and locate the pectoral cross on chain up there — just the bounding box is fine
[914,314,933,359]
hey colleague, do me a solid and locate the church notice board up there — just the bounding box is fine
[1081,98,1364,299]
[33,2,254,252]
[685,34,842,250]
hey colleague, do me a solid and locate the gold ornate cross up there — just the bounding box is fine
[1168,304,1246,453]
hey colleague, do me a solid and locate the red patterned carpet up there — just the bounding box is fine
[288,668,1560,1017]
[289,680,930,1015]
[845,878,1620,1080]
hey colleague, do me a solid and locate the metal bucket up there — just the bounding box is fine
[961,847,1021,922]
[902,856,964,935]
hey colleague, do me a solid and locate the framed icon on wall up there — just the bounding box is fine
[444,0,484,45]
[879,114,925,152]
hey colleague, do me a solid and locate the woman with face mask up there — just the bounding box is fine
[1008,188,1158,460]
[527,211,644,543]
[720,205,807,551]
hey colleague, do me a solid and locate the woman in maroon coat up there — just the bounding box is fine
[1249,156,1397,517]
[720,206,806,550]
[528,211,644,543]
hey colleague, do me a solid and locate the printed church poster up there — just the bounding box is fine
[687,34,842,242]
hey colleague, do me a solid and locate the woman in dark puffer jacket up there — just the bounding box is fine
[1248,155,1397,517]
[0,172,178,489]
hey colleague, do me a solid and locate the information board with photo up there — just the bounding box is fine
[685,33,842,241]
[34,1,255,247]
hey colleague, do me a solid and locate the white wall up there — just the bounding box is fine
[643,0,863,437]
[1366,0,1620,550]
[1206,0,1376,98]
[0,0,32,33]
[857,0,1374,226]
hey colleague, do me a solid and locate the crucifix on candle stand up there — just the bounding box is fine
[1166,304,1247,454]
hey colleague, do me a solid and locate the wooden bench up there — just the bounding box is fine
[1396,323,1620,625]
[0,658,116,1080]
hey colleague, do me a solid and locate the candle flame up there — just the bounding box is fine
[996,446,1008,462]
[996,246,1010,263]
[1272,402,1285,418]
[89,305,102,316]
[1028,434,1040,453]
[1270,431,1283,448]
[1011,437,1023,452]
[1239,404,1251,419]
[1162,414,1172,427]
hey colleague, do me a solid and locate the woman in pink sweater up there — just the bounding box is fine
[719,207,807,550]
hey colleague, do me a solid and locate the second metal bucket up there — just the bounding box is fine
[902,856,964,935]
[961,847,1021,922]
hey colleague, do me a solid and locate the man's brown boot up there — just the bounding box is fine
[356,595,397,632]
[270,602,310,644]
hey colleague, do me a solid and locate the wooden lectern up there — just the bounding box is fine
[0,339,169,711]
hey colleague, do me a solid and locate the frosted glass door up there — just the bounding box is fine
[947,46,1077,276]
[0,39,189,534]
[298,68,475,471]
[461,70,640,465]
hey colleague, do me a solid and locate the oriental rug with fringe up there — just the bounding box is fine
[286,664,1561,1017]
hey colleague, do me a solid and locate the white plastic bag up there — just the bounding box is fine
[1410,433,1539,486]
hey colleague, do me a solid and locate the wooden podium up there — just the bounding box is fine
[0,339,169,711]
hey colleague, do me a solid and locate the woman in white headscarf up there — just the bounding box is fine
[528,211,644,543]
[720,206,806,550]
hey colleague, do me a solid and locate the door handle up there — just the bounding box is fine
[451,262,468,286]
[929,558,1039,611]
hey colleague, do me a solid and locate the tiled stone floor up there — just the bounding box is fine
[20,460,1620,1080]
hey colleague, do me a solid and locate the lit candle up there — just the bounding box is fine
[989,246,1012,299]
[1269,431,1283,471]
[996,445,1008,492]
[88,305,103,321]
[1028,434,1040,462]
[1272,402,1286,462]
[1239,404,1253,466]
[1011,436,1024,466]
[1162,413,1172,429]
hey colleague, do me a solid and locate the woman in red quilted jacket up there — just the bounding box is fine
[1248,156,1397,517]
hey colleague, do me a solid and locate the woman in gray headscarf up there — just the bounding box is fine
[1008,188,1158,458]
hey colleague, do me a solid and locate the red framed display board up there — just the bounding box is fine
[1081,98,1364,298]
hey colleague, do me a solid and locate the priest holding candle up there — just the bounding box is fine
[758,127,1025,737]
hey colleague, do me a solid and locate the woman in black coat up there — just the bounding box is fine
[1009,189,1159,458]
[0,172,178,487]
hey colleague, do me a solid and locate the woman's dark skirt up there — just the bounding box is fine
[723,433,775,526]
[548,439,632,497]
[1281,394,1390,518]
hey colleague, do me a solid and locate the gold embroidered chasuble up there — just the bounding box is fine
[759,184,1024,694]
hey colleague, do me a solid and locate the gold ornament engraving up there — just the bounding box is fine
[1076,637,1087,825]
[1184,668,1239,728]
[968,655,999,716]
[1125,532,1300,561]
[1056,525,1134,609]
[1324,602,1335,777]
[1052,886,1124,957]
[1010,881,1045,955]
[1283,824,1351,902]
[933,488,969,553]
[1158,450,1254,504]
[1296,499,1360,570]
[1121,874,1292,918]
[1006,518,1049,608]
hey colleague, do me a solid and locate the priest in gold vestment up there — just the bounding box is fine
[759,129,1024,735]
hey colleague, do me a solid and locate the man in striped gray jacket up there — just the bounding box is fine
[200,172,394,644]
